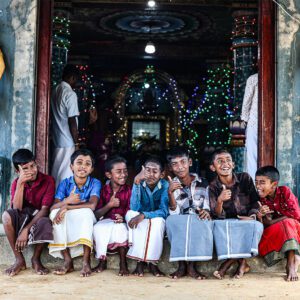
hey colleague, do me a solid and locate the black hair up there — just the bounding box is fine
[70,149,95,167]
[12,149,35,170]
[210,148,231,165]
[62,64,80,81]
[255,166,280,182]
[104,156,127,173]
[144,156,164,172]
[166,146,189,163]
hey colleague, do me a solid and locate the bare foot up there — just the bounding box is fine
[118,266,129,276]
[132,262,146,277]
[80,261,92,277]
[187,262,206,280]
[213,259,235,280]
[169,261,187,279]
[92,260,107,273]
[149,263,165,277]
[233,259,250,279]
[5,259,26,277]
[53,260,74,275]
[32,258,49,275]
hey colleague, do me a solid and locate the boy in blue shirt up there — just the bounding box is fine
[126,156,169,277]
[49,149,101,277]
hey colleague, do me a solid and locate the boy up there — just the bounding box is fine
[2,149,55,276]
[166,146,212,280]
[209,149,263,279]
[255,166,300,281]
[125,156,169,277]
[49,149,101,277]
[93,156,131,276]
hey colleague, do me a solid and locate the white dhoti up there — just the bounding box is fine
[93,219,128,260]
[125,210,165,263]
[245,125,257,180]
[51,146,75,187]
[49,208,96,259]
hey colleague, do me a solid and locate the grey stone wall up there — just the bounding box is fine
[0,0,37,210]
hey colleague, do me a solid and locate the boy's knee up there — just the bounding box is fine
[2,211,12,226]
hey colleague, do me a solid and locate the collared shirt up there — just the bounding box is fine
[209,172,259,219]
[96,183,131,221]
[241,73,258,130]
[169,173,210,215]
[260,186,300,222]
[11,172,55,209]
[55,176,101,202]
[130,179,169,219]
[51,81,79,148]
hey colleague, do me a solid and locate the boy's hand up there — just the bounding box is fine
[134,166,146,185]
[237,215,255,221]
[198,209,211,220]
[114,214,124,223]
[128,213,145,229]
[257,201,274,217]
[15,227,29,252]
[217,185,231,202]
[167,176,182,194]
[18,165,34,184]
[65,186,81,205]
[109,192,120,208]
[53,206,68,225]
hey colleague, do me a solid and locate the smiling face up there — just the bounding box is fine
[144,162,164,189]
[71,155,94,179]
[210,152,234,177]
[169,155,192,180]
[106,162,128,187]
[255,175,277,198]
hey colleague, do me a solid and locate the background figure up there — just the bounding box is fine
[51,65,80,186]
[241,73,258,180]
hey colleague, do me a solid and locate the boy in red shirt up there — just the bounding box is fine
[2,149,55,276]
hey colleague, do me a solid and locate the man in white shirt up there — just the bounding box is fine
[51,65,80,186]
[241,73,258,180]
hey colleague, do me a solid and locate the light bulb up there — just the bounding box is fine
[145,42,156,54]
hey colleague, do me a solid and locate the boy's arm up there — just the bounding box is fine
[94,191,119,219]
[262,215,287,227]
[247,174,260,216]
[130,184,141,211]
[68,117,78,145]
[209,187,226,219]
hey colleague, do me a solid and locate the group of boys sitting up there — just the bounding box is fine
[2,147,300,281]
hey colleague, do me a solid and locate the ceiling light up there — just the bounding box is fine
[145,42,156,54]
[147,1,156,8]
[144,83,150,89]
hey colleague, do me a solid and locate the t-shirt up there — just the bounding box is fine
[11,172,55,209]
[55,176,101,202]
[51,81,79,148]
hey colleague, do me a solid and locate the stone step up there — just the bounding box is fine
[0,227,285,274]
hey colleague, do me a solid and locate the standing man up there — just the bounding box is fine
[51,65,80,186]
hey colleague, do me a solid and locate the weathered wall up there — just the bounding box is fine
[276,0,300,197]
[0,0,37,210]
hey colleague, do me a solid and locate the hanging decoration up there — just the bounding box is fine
[51,11,71,87]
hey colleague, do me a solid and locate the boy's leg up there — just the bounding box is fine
[170,261,187,279]
[118,246,129,276]
[213,259,235,279]
[295,254,300,272]
[148,262,165,277]
[53,248,74,275]
[80,245,92,277]
[2,211,26,276]
[92,259,107,273]
[233,258,250,279]
[187,262,206,280]
[286,250,298,281]
[32,243,49,275]
[132,261,146,277]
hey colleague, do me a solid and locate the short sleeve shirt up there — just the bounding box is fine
[11,172,55,209]
[51,81,79,148]
[55,176,101,202]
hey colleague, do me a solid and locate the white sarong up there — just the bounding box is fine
[49,208,96,259]
[125,210,165,262]
[51,146,75,187]
[93,219,128,259]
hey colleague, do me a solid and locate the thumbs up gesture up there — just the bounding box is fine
[65,186,81,205]
[134,166,146,185]
[109,192,120,208]
[217,184,232,203]
[167,176,183,194]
